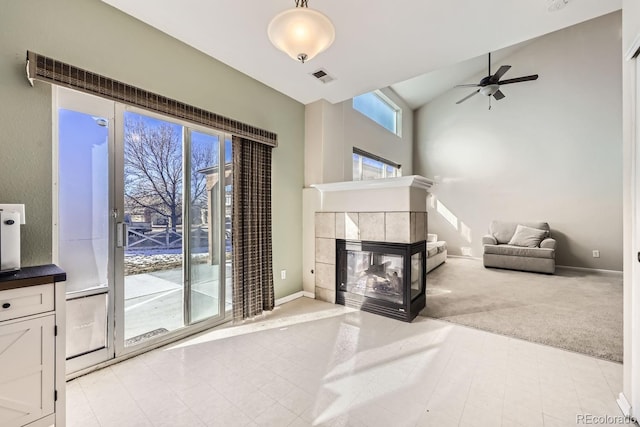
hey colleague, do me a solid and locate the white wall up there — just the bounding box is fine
[622,0,640,415]
[304,87,413,186]
[302,87,414,293]
[414,11,623,271]
[344,88,414,180]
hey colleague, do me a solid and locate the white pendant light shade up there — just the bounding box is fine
[268,7,335,63]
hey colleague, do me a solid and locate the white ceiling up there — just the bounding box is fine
[101,0,621,107]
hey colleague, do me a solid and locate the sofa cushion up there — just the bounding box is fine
[484,244,554,259]
[426,246,439,257]
[508,225,548,248]
[540,238,557,250]
[427,241,447,256]
[489,220,550,244]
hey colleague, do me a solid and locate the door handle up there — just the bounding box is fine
[116,222,128,248]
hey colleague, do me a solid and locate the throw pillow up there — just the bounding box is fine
[508,224,548,248]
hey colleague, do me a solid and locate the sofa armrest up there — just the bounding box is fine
[540,238,556,249]
[427,233,438,243]
[482,235,497,245]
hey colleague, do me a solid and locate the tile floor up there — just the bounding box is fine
[67,298,627,427]
[123,262,232,341]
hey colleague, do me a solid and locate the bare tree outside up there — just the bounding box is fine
[124,117,215,231]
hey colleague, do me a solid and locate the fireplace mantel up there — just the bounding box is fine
[310,175,434,213]
[311,175,434,192]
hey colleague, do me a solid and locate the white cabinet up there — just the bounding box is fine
[0,315,55,427]
[0,267,66,427]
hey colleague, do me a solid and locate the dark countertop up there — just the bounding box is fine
[0,264,66,292]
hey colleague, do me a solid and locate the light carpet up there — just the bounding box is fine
[420,257,623,362]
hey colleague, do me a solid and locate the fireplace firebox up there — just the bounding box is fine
[336,239,426,322]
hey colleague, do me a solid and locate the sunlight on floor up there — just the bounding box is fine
[67,297,624,427]
[168,300,355,351]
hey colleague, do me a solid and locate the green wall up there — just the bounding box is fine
[0,0,305,298]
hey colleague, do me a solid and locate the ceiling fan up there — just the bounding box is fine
[455,53,539,106]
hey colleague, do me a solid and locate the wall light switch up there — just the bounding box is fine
[280,270,287,280]
[592,250,600,258]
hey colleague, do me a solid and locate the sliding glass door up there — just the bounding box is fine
[188,131,230,323]
[119,111,186,346]
[56,88,232,371]
[189,134,233,320]
[116,108,232,355]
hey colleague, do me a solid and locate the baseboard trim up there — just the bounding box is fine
[447,254,482,261]
[275,291,316,305]
[275,291,304,306]
[618,393,632,416]
[556,265,623,277]
[446,256,623,276]
[616,393,638,426]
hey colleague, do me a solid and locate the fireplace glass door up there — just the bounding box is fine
[411,252,423,300]
[344,251,405,304]
[336,240,426,322]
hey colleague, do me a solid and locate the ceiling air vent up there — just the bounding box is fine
[310,69,335,84]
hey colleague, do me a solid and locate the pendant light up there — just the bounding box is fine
[267,0,335,63]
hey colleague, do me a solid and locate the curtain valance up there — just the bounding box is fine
[26,51,277,147]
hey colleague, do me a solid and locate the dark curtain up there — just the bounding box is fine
[231,136,275,321]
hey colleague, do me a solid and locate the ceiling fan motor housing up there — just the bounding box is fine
[479,76,492,86]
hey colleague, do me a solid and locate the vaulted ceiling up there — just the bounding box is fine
[101,0,621,107]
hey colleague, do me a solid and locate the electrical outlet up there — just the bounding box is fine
[280,270,287,280]
[592,250,600,258]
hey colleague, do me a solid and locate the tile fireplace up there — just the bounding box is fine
[336,239,426,322]
[306,175,434,308]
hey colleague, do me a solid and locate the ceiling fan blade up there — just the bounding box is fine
[456,90,480,104]
[493,90,505,100]
[498,74,539,85]
[454,84,480,88]
[490,65,511,83]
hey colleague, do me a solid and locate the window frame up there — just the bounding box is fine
[352,148,402,181]
[352,90,403,136]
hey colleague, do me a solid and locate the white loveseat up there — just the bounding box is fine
[426,233,447,273]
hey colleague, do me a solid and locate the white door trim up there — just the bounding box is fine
[627,41,640,420]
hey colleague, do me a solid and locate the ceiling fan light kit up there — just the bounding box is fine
[454,53,539,108]
[268,0,335,63]
[479,84,500,96]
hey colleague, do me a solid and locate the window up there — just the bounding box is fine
[353,148,401,181]
[352,90,402,135]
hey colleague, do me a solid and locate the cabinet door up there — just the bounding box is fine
[0,315,55,427]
